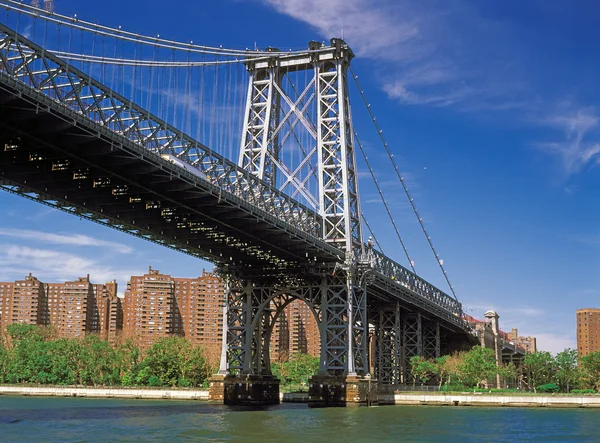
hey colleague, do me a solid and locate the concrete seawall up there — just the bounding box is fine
[381,393,600,408]
[0,386,210,400]
[2,386,599,408]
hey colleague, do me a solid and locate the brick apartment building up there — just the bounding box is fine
[272,299,320,361]
[0,274,46,330]
[123,267,224,356]
[577,308,600,358]
[0,274,122,341]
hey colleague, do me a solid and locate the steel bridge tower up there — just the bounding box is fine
[211,39,374,406]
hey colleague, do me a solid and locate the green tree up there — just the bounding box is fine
[523,351,555,392]
[580,351,600,392]
[457,347,498,388]
[554,348,578,393]
[409,355,437,387]
[272,353,319,391]
[140,337,208,387]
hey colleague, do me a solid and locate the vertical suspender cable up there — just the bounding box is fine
[350,66,459,302]
[354,131,415,273]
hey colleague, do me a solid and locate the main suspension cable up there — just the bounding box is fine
[1,0,332,58]
[350,66,459,301]
[355,131,415,273]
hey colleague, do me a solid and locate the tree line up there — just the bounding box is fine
[0,324,212,388]
[409,347,600,393]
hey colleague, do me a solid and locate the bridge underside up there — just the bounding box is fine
[0,82,338,271]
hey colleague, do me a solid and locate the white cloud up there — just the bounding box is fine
[0,244,141,285]
[0,228,133,254]
[535,107,600,174]
[260,0,528,111]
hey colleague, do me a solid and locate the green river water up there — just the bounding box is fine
[0,396,598,442]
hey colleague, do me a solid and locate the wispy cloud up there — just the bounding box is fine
[0,244,141,284]
[0,228,133,254]
[260,0,529,111]
[534,106,600,174]
[260,0,600,178]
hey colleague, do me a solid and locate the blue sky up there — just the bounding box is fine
[2,0,600,354]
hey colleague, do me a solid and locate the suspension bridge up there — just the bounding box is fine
[0,1,479,406]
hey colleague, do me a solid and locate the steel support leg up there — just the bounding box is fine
[403,313,422,383]
[423,321,441,360]
[375,303,401,385]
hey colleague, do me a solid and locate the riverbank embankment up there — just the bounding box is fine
[382,393,600,408]
[0,385,210,400]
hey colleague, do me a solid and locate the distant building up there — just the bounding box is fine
[123,267,225,353]
[506,328,537,354]
[123,267,176,348]
[0,274,46,329]
[272,299,320,361]
[0,274,121,340]
[577,308,600,358]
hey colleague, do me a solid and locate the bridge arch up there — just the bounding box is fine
[249,286,322,376]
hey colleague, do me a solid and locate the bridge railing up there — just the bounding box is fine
[0,22,322,238]
[371,249,463,319]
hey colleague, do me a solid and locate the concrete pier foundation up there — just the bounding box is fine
[208,374,280,406]
[308,375,378,407]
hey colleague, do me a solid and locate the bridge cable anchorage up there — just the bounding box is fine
[354,131,414,273]
[1,0,332,58]
[350,67,459,302]
[361,214,384,254]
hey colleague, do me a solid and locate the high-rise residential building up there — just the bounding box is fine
[46,275,121,339]
[123,267,225,352]
[56,276,93,338]
[272,299,320,361]
[0,281,14,331]
[577,308,600,358]
[0,274,46,328]
[506,328,537,354]
[174,271,224,348]
[97,280,123,343]
[123,267,176,348]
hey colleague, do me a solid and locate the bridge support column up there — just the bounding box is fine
[208,274,281,406]
[423,321,441,360]
[309,272,375,407]
[374,303,402,386]
[402,313,422,384]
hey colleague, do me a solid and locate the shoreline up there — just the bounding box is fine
[0,385,210,401]
[382,393,600,408]
[1,386,600,408]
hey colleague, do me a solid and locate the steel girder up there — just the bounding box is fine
[238,66,281,187]
[375,303,402,385]
[403,313,422,381]
[316,54,363,254]
[423,321,441,360]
